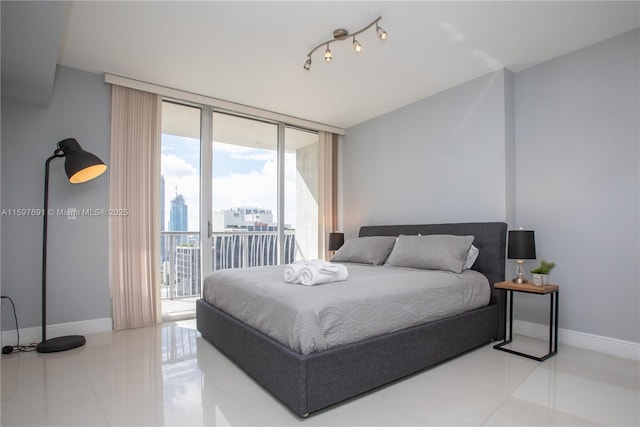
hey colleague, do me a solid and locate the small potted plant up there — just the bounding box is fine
[531,260,556,286]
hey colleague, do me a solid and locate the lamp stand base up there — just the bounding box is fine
[512,260,528,284]
[36,335,86,353]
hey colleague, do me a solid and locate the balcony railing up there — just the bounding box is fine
[161,230,295,300]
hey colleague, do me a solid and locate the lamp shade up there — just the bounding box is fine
[328,232,345,251]
[58,138,107,183]
[507,230,536,259]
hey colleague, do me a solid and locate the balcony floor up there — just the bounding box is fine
[161,296,198,321]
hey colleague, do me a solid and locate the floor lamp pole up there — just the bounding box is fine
[37,150,86,353]
[41,154,56,343]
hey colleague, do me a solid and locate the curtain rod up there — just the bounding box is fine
[104,73,345,135]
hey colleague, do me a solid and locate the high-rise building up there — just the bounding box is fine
[175,246,201,297]
[212,206,291,231]
[170,192,188,232]
[170,190,188,247]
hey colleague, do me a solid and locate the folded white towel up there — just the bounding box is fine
[298,261,348,286]
[283,259,348,285]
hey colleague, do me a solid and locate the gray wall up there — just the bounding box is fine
[1,66,111,332]
[343,69,513,236]
[342,29,639,343]
[514,29,639,342]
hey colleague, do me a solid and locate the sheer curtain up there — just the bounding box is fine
[109,85,161,330]
[318,131,339,260]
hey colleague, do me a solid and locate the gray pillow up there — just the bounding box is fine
[386,234,474,273]
[330,236,397,265]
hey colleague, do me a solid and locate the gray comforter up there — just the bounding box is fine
[202,263,490,355]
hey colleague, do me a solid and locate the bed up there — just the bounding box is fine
[196,222,507,417]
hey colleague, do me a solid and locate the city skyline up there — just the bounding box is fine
[161,133,298,232]
[160,176,285,233]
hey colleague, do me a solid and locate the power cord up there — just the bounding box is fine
[1,296,37,353]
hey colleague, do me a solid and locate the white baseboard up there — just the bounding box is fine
[3,317,637,361]
[514,320,640,361]
[1,318,112,347]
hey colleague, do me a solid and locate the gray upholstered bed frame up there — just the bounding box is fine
[196,222,507,417]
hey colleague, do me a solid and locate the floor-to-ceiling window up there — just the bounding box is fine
[160,101,319,319]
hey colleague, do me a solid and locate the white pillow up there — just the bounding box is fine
[463,244,479,270]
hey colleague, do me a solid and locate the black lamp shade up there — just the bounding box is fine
[328,232,345,251]
[507,230,536,259]
[58,138,107,183]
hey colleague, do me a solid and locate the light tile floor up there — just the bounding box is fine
[1,320,638,426]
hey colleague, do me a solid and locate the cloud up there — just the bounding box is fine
[162,154,198,177]
[213,158,278,212]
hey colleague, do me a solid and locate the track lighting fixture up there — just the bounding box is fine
[303,16,388,70]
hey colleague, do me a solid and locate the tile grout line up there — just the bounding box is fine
[77,350,112,426]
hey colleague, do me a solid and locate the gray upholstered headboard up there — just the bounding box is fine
[358,222,507,287]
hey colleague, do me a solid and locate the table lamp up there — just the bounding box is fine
[328,232,344,251]
[507,229,536,284]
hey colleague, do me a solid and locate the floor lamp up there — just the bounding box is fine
[36,138,107,353]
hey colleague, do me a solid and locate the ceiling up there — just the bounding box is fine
[2,1,638,130]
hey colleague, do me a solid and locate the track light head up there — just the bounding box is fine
[303,57,312,70]
[353,36,362,53]
[377,24,388,41]
[324,44,332,62]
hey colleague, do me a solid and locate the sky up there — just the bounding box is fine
[161,134,297,232]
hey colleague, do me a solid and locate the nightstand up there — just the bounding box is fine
[493,281,559,361]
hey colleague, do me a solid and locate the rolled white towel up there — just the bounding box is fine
[298,262,349,286]
[305,259,338,273]
[284,261,305,283]
[298,264,329,286]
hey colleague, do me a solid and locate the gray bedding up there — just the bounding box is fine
[202,263,490,355]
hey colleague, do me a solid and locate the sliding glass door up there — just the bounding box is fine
[207,112,319,270]
[160,102,202,303]
[209,112,280,269]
